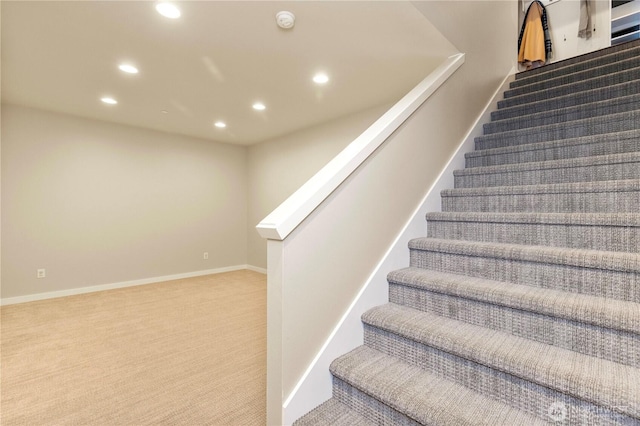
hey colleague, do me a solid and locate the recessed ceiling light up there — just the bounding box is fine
[214,121,226,128]
[252,102,266,111]
[313,73,330,84]
[101,97,118,105]
[156,2,181,19]
[118,64,139,74]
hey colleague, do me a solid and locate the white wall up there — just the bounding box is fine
[1,104,248,299]
[519,0,611,67]
[246,104,391,269]
[1,102,411,301]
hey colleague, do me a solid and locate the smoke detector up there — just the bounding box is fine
[276,11,295,29]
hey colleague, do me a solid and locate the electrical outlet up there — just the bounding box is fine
[37,268,46,278]
[203,252,209,260]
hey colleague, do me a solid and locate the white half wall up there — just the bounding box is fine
[247,104,393,270]
[282,69,516,425]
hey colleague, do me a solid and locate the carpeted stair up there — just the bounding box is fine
[295,40,640,425]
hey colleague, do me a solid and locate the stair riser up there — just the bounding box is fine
[332,377,423,426]
[514,38,640,81]
[484,97,640,135]
[494,79,640,120]
[499,68,640,109]
[409,249,640,302]
[388,284,640,367]
[505,57,640,98]
[466,135,640,168]
[511,47,640,88]
[454,159,640,188]
[363,326,634,425]
[475,111,640,150]
[442,190,640,214]
[426,220,639,253]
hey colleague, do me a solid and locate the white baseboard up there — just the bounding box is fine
[282,68,516,425]
[0,264,265,306]
[246,265,268,274]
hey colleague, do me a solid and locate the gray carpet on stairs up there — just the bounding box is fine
[465,130,640,168]
[498,68,640,109]
[485,94,640,134]
[495,78,640,117]
[294,40,640,425]
[509,45,640,88]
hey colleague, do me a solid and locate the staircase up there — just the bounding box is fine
[294,40,640,425]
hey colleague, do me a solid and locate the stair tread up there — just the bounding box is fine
[293,398,374,426]
[426,211,639,253]
[475,110,640,144]
[496,78,640,118]
[506,56,640,96]
[330,346,546,426]
[408,238,640,273]
[512,45,640,87]
[426,211,640,226]
[515,39,640,80]
[486,93,640,133]
[442,178,640,196]
[361,304,640,419]
[454,151,640,176]
[467,129,640,159]
[499,68,640,108]
[387,267,640,334]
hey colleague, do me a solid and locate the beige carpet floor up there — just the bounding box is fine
[1,270,266,425]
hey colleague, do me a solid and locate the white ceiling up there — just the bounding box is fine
[1,1,455,145]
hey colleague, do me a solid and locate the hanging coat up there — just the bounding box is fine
[578,0,595,39]
[518,1,552,64]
